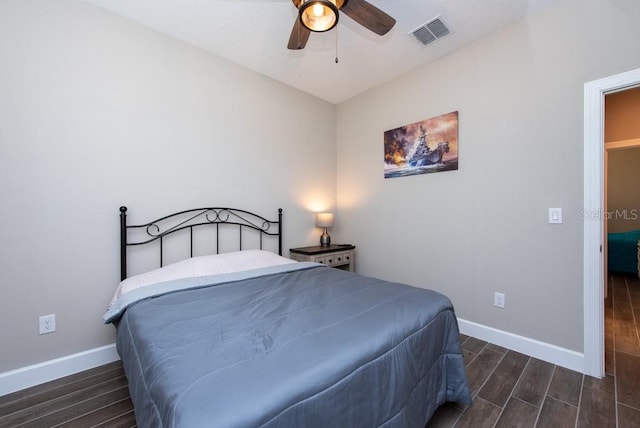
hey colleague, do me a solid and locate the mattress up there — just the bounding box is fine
[108,263,471,427]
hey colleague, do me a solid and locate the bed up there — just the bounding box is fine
[607,229,640,275]
[105,206,471,427]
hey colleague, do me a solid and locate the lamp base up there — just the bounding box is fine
[320,229,331,246]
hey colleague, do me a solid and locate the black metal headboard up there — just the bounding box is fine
[119,206,283,280]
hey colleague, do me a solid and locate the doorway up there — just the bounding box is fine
[584,68,640,378]
[604,89,640,298]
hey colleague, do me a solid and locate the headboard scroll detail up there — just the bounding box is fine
[119,206,283,280]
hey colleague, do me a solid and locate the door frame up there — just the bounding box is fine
[584,67,640,377]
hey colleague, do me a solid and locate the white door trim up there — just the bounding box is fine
[584,67,640,378]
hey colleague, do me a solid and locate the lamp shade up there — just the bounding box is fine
[316,212,334,228]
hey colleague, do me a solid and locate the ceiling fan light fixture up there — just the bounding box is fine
[299,0,339,32]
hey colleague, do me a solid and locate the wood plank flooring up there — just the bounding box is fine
[0,362,135,427]
[1,273,638,427]
[429,273,640,428]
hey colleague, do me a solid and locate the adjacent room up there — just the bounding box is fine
[1,0,640,426]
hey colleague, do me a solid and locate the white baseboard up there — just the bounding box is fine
[458,318,585,374]
[0,344,120,397]
[0,321,587,397]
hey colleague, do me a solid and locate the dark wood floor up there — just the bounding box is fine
[1,274,639,428]
[0,361,135,428]
[428,273,640,428]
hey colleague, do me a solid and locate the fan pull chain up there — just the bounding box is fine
[335,26,339,63]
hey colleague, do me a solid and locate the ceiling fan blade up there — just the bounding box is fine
[287,18,311,50]
[341,0,395,36]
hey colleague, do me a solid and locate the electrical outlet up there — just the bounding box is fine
[39,314,56,335]
[494,292,505,309]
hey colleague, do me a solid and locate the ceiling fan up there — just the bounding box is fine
[287,0,396,50]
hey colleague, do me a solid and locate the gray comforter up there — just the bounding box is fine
[111,263,471,427]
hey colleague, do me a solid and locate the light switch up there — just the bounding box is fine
[549,208,563,224]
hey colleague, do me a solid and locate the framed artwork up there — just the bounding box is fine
[384,111,458,179]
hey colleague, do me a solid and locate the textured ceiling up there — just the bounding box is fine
[84,0,560,104]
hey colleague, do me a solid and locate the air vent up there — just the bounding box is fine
[410,17,451,46]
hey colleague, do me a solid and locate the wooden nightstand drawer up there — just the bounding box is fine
[315,255,328,265]
[334,252,352,266]
[327,251,351,267]
[325,253,337,265]
[289,245,356,272]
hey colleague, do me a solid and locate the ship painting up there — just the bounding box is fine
[384,111,458,179]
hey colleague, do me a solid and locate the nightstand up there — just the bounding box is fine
[289,244,356,272]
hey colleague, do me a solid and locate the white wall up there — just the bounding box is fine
[0,0,336,373]
[336,0,640,353]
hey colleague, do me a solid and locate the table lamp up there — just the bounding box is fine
[316,212,334,246]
